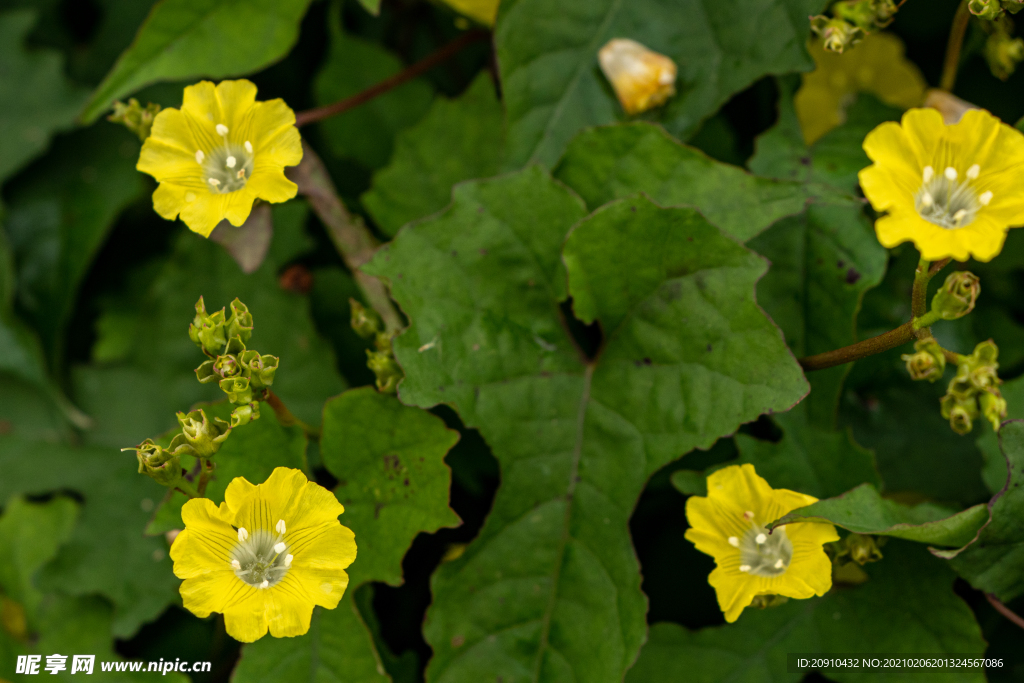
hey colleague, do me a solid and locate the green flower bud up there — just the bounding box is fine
[971,0,1005,18]
[810,15,865,53]
[239,350,279,390]
[226,298,253,344]
[350,298,382,339]
[195,359,219,384]
[176,409,231,458]
[1002,0,1024,13]
[973,339,999,367]
[189,297,228,357]
[986,31,1024,80]
[107,98,162,141]
[931,271,980,320]
[367,349,403,394]
[980,388,1008,432]
[871,0,899,26]
[964,340,1000,390]
[230,401,261,428]
[941,393,978,435]
[845,534,884,565]
[220,376,254,404]
[125,439,184,487]
[901,338,946,382]
[213,354,241,379]
[833,0,878,29]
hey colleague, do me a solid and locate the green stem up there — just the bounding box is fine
[265,390,320,439]
[176,478,200,499]
[799,321,917,371]
[197,461,214,498]
[940,0,971,92]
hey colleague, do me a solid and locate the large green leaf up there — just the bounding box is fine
[4,125,148,363]
[0,496,78,624]
[770,483,989,548]
[976,374,1024,494]
[362,73,505,237]
[950,420,1024,601]
[236,388,462,682]
[313,16,433,170]
[365,168,808,682]
[496,0,829,168]
[553,122,808,243]
[625,541,986,683]
[73,204,345,447]
[0,438,179,638]
[0,10,88,183]
[80,0,316,123]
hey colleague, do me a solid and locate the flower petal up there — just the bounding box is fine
[171,498,236,579]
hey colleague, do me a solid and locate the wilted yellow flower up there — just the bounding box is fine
[598,38,677,116]
[859,108,1024,262]
[138,80,303,237]
[796,32,927,145]
[170,467,356,642]
[685,464,838,623]
[440,0,500,26]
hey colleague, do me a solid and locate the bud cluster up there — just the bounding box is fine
[350,299,403,394]
[982,14,1024,80]
[810,0,901,52]
[970,0,1024,20]
[107,99,162,141]
[940,340,1007,435]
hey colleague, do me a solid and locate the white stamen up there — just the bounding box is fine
[274,542,286,554]
[774,559,784,569]
[755,533,767,544]
[922,166,934,183]
[237,527,248,542]
[226,156,236,168]
[231,559,241,569]
[244,141,253,154]
[195,150,205,164]
[285,554,293,567]
[738,565,751,573]
[953,209,968,224]
[980,191,993,206]
[727,536,739,547]
[945,167,958,181]
[743,511,755,521]
[276,520,286,534]
[920,192,934,208]
[967,164,980,179]
[208,178,221,188]
[260,579,269,589]
[216,124,229,136]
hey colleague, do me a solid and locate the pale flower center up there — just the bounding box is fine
[230,519,292,589]
[914,165,991,230]
[196,125,254,195]
[728,511,792,578]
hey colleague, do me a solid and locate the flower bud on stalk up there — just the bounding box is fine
[1002,0,1024,14]
[902,338,946,382]
[810,15,866,52]
[177,409,231,458]
[985,30,1024,80]
[350,299,382,339]
[931,271,980,320]
[941,393,979,435]
[107,98,161,141]
[189,297,228,357]
[980,389,1008,431]
[239,350,278,390]
[230,401,261,428]
[971,0,1005,18]
[597,38,678,115]
[368,350,403,394]
[226,298,253,344]
[127,439,186,487]
[220,376,254,405]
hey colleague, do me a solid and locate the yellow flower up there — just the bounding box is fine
[137,80,303,238]
[859,108,1024,262]
[170,467,356,642]
[439,0,500,26]
[796,32,927,145]
[685,464,838,623]
[598,39,677,116]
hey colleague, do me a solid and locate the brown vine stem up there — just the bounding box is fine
[286,141,403,335]
[940,0,971,92]
[987,593,1024,631]
[265,390,319,439]
[799,321,916,372]
[196,461,214,498]
[294,30,490,127]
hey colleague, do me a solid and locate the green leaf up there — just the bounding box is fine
[356,0,382,15]
[0,9,88,183]
[321,387,461,587]
[80,0,316,123]
[145,403,308,536]
[4,125,148,363]
[313,17,433,169]
[362,73,505,237]
[770,483,989,548]
[232,588,390,683]
[0,438,179,638]
[625,541,986,683]
[365,169,808,682]
[0,228,55,403]
[747,200,888,423]
[977,375,1024,494]
[497,0,829,168]
[553,122,808,243]
[0,496,78,624]
[950,420,1024,601]
[73,213,346,447]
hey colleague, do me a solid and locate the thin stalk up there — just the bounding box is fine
[294,30,489,127]
[940,0,971,92]
[987,593,1024,631]
[176,478,200,499]
[799,321,916,372]
[197,461,214,497]
[265,390,319,439]
[912,257,950,339]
